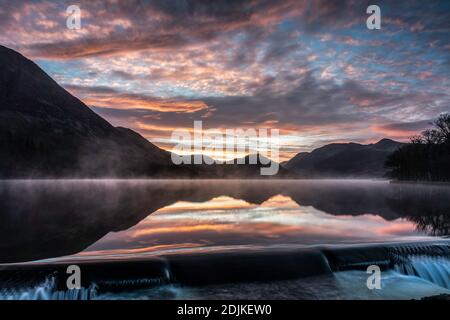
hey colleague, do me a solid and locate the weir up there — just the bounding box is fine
[1,240,449,300]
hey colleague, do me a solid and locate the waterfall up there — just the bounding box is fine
[0,276,98,300]
[0,266,173,300]
[395,255,450,289]
[1,243,448,300]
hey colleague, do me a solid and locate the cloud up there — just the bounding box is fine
[376,120,435,133]
[4,0,302,59]
[74,70,441,154]
[1,0,449,158]
[64,84,209,113]
[372,119,437,140]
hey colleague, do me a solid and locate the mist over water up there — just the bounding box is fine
[0,179,449,299]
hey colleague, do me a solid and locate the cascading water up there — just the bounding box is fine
[1,243,449,300]
[394,255,450,289]
[0,265,173,300]
[0,276,97,300]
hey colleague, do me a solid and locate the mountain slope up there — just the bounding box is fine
[0,45,173,177]
[0,45,288,178]
[284,139,404,178]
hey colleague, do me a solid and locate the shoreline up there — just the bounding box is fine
[389,180,450,186]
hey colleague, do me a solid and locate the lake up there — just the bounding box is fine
[0,179,449,299]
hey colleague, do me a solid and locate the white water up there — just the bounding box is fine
[395,255,450,289]
[0,277,97,300]
[2,256,449,300]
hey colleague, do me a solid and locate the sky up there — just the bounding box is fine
[1,0,449,161]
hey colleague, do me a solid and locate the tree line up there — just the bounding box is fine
[386,113,450,181]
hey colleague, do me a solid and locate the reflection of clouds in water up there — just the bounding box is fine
[1,179,447,263]
[151,195,418,236]
[157,196,256,213]
[81,194,423,258]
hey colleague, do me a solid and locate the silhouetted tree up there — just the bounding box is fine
[386,113,450,181]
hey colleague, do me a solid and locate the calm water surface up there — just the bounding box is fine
[0,180,449,299]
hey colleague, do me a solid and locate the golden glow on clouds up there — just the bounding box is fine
[84,96,208,113]
[1,0,447,162]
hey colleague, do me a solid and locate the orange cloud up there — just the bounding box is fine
[86,96,208,113]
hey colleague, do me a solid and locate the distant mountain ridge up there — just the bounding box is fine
[284,139,404,178]
[0,45,286,178]
[0,45,404,179]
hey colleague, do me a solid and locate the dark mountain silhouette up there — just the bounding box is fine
[284,139,404,177]
[0,45,174,177]
[0,46,286,178]
[221,153,291,178]
[177,153,290,178]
